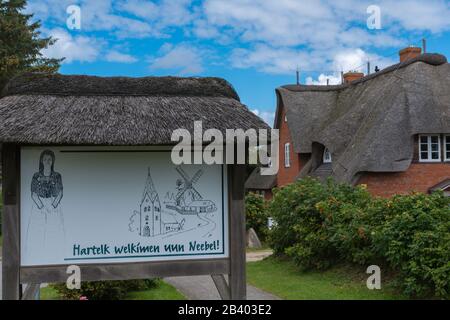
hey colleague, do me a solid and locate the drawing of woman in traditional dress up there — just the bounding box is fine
[25,150,65,262]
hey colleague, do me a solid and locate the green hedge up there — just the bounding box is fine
[52,279,158,300]
[269,177,450,299]
[245,192,269,242]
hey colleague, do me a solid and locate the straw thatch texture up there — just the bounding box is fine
[245,167,277,190]
[0,74,269,145]
[277,53,450,183]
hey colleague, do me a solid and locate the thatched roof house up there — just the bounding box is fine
[245,167,276,192]
[245,166,276,199]
[0,73,269,145]
[275,53,450,185]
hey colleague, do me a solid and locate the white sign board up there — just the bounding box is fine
[20,147,228,266]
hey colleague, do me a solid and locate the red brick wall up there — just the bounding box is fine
[357,163,450,197]
[277,106,308,187]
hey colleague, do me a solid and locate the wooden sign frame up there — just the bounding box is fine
[1,143,246,300]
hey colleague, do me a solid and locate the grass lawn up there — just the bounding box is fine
[40,286,61,300]
[247,257,406,300]
[126,281,185,300]
[40,279,185,300]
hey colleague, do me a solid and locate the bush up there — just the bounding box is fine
[245,192,269,241]
[268,178,330,269]
[269,177,450,298]
[316,185,389,266]
[52,279,158,300]
[372,192,450,298]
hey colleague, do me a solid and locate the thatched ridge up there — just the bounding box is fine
[0,74,269,145]
[2,73,240,100]
[281,53,446,93]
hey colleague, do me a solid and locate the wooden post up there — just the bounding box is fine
[211,274,230,300]
[228,163,246,300]
[2,143,21,300]
[22,283,40,300]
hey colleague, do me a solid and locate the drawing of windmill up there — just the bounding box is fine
[165,167,217,215]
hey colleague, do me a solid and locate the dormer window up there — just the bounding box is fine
[429,179,450,197]
[323,148,332,163]
[445,135,450,162]
[419,135,441,162]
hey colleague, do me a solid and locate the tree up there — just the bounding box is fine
[0,0,62,92]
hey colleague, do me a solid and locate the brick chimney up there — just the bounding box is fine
[399,46,421,62]
[343,71,364,84]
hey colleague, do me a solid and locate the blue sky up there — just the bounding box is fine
[27,0,450,126]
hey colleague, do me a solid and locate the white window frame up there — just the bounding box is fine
[418,134,441,162]
[284,143,291,168]
[323,147,332,163]
[444,135,450,162]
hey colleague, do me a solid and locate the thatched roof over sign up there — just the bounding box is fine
[0,74,269,145]
[276,53,450,183]
[245,167,277,190]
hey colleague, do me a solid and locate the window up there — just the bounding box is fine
[284,115,287,122]
[445,135,450,162]
[419,135,441,162]
[323,147,332,163]
[284,143,291,167]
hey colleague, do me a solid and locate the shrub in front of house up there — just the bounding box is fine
[315,185,384,266]
[269,177,450,299]
[269,178,339,270]
[52,279,158,300]
[371,192,450,298]
[245,192,270,242]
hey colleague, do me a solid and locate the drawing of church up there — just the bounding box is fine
[140,168,162,237]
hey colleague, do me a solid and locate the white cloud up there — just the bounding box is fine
[332,48,396,72]
[156,0,196,27]
[230,45,398,76]
[28,0,450,75]
[380,0,450,32]
[305,48,397,84]
[41,28,102,63]
[306,74,342,86]
[117,0,159,20]
[149,44,204,75]
[252,109,275,127]
[41,29,140,65]
[231,45,326,75]
[105,51,138,63]
[198,0,449,75]
[333,48,369,73]
[27,0,195,39]
[202,0,336,48]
